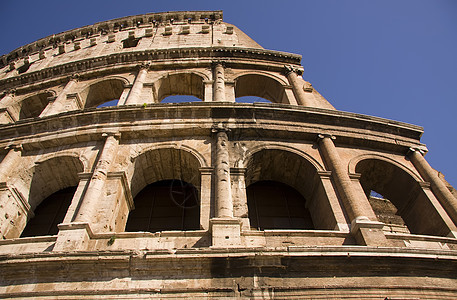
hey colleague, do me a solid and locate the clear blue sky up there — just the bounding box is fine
[1,0,456,187]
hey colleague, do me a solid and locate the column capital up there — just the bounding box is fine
[211,60,226,68]
[211,123,231,134]
[102,132,121,139]
[317,133,336,142]
[137,62,151,70]
[407,147,426,156]
[69,73,81,81]
[5,144,23,152]
[284,64,304,76]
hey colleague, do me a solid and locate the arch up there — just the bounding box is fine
[127,147,202,232]
[153,72,205,102]
[17,91,54,119]
[243,144,324,172]
[355,157,452,237]
[133,143,208,169]
[34,151,90,173]
[130,146,203,199]
[79,77,127,108]
[28,156,84,210]
[232,71,288,86]
[348,153,422,182]
[234,73,289,104]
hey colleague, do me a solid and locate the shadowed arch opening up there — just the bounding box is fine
[80,79,125,108]
[235,74,288,104]
[245,149,337,230]
[356,159,453,237]
[154,73,204,102]
[21,156,83,237]
[18,92,53,119]
[127,148,202,232]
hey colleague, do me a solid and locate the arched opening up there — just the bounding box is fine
[235,74,288,104]
[245,149,335,230]
[18,92,53,119]
[125,180,199,232]
[161,95,202,103]
[80,79,124,108]
[247,180,313,230]
[154,73,204,102]
[235,96,271,103]
[127,148,202,232]
[20,187,76,237]
[19,156,83,238]
[356,159,452,236]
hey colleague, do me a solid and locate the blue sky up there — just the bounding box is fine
[1,0,456,186]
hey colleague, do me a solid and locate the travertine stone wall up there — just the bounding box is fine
[0,10,457,299]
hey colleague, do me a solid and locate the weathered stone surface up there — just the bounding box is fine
[0,10,456,299]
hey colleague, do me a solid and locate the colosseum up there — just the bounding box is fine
[0,10,456,299]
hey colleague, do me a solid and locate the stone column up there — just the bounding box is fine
[74,133,120,226]
[212,62,226,102]
[0,145,22,183]
[317,134,387,246]
[285,65,312,107]
[210,125,241,247]
[124,64,149,105]
[40,75,79,116]
[409,148,457,224]
[213,126,233,218]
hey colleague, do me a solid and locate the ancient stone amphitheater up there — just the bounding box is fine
[0,10,457,299]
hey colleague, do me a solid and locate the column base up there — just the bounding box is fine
[351,217,389,246]
[210,217,242,248]
[54,222,93,252]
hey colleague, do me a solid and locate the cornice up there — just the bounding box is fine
[0,47,301,91]
[0,103,424,153]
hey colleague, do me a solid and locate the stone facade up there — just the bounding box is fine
[0,10,457,299]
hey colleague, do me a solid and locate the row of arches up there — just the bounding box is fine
[2,72,288,121]
[10,147,455,240]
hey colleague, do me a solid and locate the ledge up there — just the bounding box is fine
[0,102,425,154]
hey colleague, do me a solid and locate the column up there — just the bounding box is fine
[285,65,312,107]
[213,127,233,218]
[74,133,120,226]
[210,125,241,247]
[212,62,226,102]
[0,145,22,183]
[409,148,457,224]
[40,75,79,116]
[317,134,387,246]
[124,64,149,105]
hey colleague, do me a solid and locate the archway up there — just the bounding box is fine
[245,149,334,230]
[235,74,288,104]
[154,73,204,102]
[18,92,53,119]
[127,148,202,232]
[80,79,124,108]
[356,158,452,237]
[20,156,83,237]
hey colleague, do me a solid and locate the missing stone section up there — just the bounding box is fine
[122,32,141,48]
